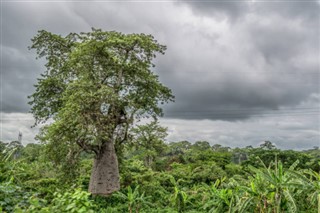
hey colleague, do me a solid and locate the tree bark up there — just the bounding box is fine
[89,141,120,196]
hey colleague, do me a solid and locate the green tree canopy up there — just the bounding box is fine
[29,28,174,195]
[130,121,168,167]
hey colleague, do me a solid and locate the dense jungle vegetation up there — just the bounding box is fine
[2,29,318,213]
[1,129,319,213]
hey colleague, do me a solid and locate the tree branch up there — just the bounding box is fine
[76,138,99,155]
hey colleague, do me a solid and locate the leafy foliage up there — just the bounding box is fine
[28,29,174,195]
[0,137,319,212]
[2,28,319,212]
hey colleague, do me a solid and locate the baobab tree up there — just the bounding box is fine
[29,29,174,196]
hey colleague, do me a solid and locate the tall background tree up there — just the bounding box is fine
[29,28,174,196]
[130,121,168,167]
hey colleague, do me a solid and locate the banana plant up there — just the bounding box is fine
[202,178,240,213]
[113,185,151,213]
[2,141,23,162]
[169,176,190,212]
[302,170,320,212]
[245,158,302,213]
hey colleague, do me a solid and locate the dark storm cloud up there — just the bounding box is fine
[1,2,91,113]
[1,45,37,112]
[1,4,38,113]
[158,1,320,120]
[252,1,320,23]
[178,1,250,21]
[181,0,319,23]
[0,1,319,149]
[1,1,319,121]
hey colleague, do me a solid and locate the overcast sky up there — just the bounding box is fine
[0,0,319,149]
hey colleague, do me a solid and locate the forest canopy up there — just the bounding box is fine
[0,138,319,212]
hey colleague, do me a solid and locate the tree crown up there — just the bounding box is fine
[29,28,174,155]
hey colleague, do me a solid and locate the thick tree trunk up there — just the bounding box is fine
[89,141,120,196]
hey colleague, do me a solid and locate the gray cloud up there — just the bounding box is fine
[160,94,320,150]
[0,113,39,145]
[252,1,320,23]
[178,1,250,22]
[1,45,40,112]
[180,1,319,23]
[0,1,319,148]
[2,2,318,116]
[157,1,320,120]
[1,2,91,113]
